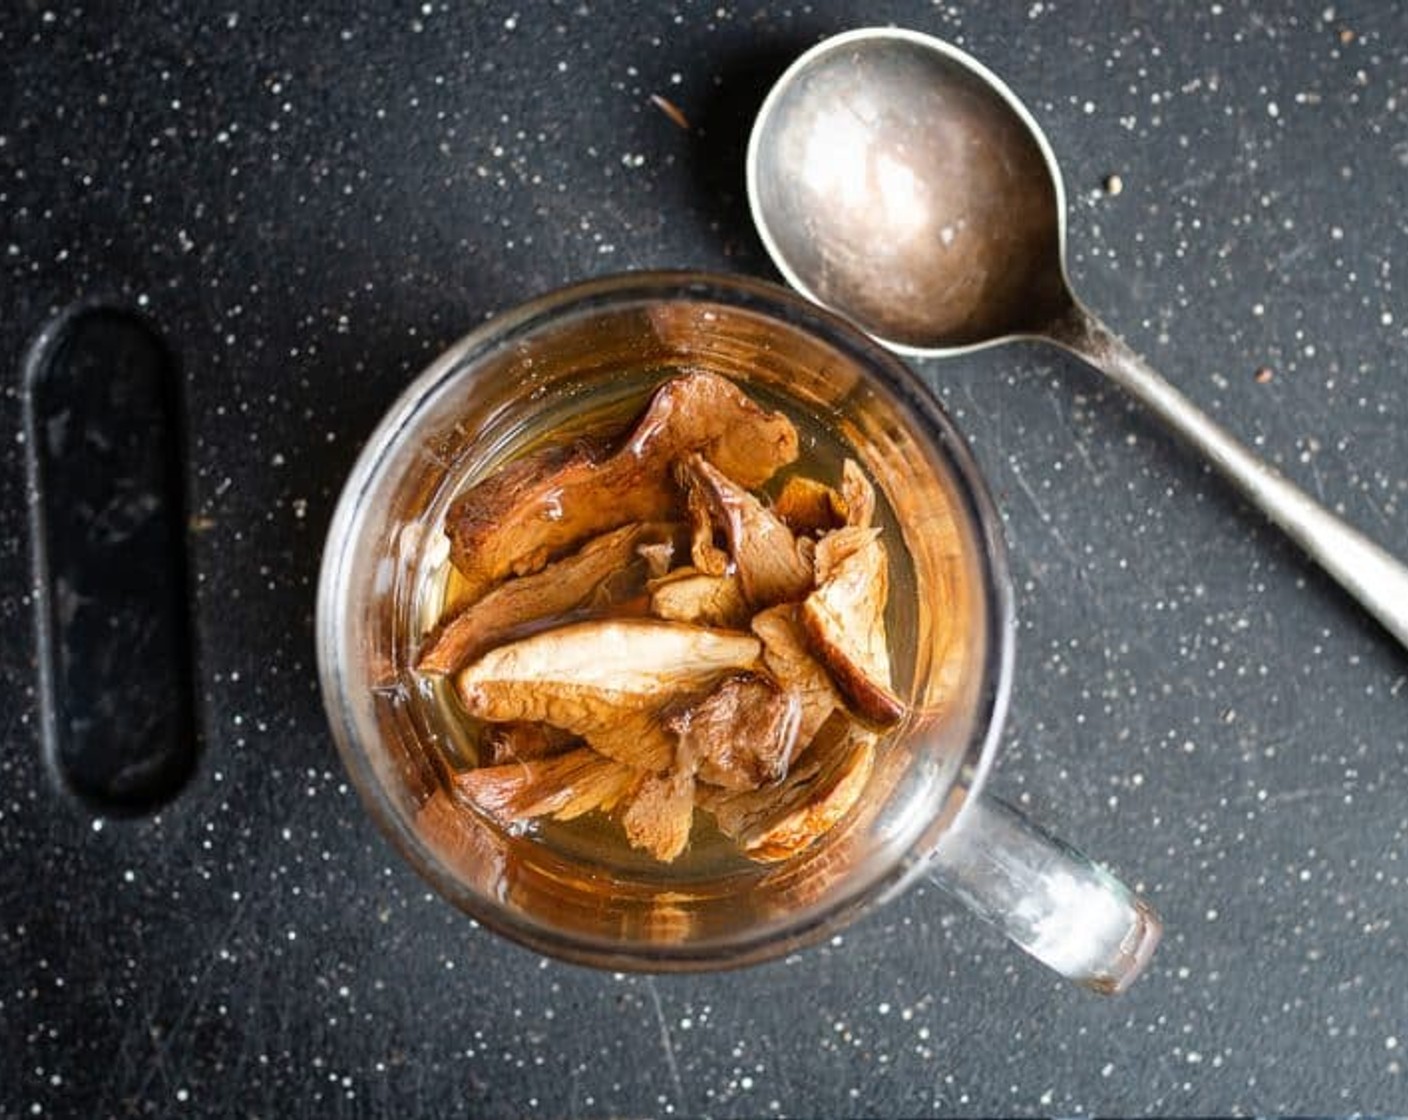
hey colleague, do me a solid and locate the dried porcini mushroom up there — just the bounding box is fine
[419,521,682,675]
[647,567,750,629]
[445,371,798,603]
[621,767,697,861]
[750,604,845,745]
[772,458,874,538]
[682,467,731,577]
[676,453,813,608]
[428,372,909,865]
[456,747,638,823]
[699,714,877,862]
[444,440,666,606]
[774,474,846,537]
[840,458,876,529]
[801,527,905,725]
[665,672,801,791]
[482,721,577,766]
[455,619,761,771]
[637,539,677,579]
[622,370,800,489]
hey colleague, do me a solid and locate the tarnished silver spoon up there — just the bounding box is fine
[748,27,1408,650]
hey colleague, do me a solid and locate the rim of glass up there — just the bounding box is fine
[315,269,1017,970]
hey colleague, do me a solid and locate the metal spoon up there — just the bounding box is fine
[747,27,1408,651]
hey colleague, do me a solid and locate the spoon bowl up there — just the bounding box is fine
[748,27,1408,651]
[749,30,1069,351]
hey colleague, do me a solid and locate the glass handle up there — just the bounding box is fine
[928,793,1161,994]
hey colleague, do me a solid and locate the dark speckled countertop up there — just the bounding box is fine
[3,2,1407,1116]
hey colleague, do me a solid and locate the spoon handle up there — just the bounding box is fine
[1049,304,1408,652]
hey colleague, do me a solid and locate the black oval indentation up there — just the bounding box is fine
[26,308,198,813]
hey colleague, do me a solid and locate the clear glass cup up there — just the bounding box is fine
[316,271,1160,990]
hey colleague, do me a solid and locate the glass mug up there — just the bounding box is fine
[316,272,1160,991]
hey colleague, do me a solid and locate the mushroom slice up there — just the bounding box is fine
[636,539,677,579]
[623,370,799,488]
[682,468,731,576]
[773,475,846,537]
[750,604,844,745]
[455,619,761,771]
[587,715,680,778]
[419,522,682,674]
[445,439,673,605]
[840,458,876,529]
[676,454,813,608]
[647,568,750,629]
[482,722,578,766]
[665,672,801,791]
[446,372,797,602]
[456,746,637,823]
[800,527,905,725]
[699,715,876,861]
[772,459,875,538]
[621,768,697,862]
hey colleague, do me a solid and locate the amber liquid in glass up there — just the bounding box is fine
[409,368,923,881]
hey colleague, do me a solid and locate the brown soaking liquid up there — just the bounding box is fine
[410,368,924,881]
